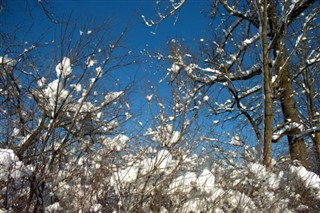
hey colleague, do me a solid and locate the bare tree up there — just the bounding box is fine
[0,11,135,210]
[142,0,320,169]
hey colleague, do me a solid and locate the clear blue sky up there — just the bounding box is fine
[2,0,209,49]
[2,0,210,95]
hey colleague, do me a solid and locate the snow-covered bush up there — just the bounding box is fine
[107,148,320,212]
[0,149,32,211]
[0,22,131,211]
[1,1,320,212]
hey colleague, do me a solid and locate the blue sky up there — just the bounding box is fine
[2,0,211,95]
[3,0,209,48]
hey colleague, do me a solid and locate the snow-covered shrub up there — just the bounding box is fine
[0,149,32,211]
[0,23,131,211]
[107,146,320,212]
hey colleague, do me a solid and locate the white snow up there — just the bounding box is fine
[141,15,153,27]
[0,55,16,69]
[91,203,102,212]
[43,79,70,112]
[272,122,304,141]
[169,131,181,146]
[243,38,254,45]
[0,149,31,181]
[86,56,97,68]
[37,77,46,88]
[146,94,153,102]
[169,171,197,194]
[230,135,241,146]
[95,66,102,78]
[203,95,209,102]
[74,83,82,92]
[45,202,62,213]
[290,166,320,191]
[104,134,129,151]
[125,112,132,120]
[97,112,102,119]
[104,91,123,103]
[198,169,215,193]
[168,63,181,73]
[55,57,72,78]
[201,67,221,74]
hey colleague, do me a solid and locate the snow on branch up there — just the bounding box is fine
[286,0,319,24]
[141,0,186,27]
[228,63,262,81]
[306,49,320,65]
[239,85,262,100]
[167,51,262,84]
[279,7,319,74]
[218,0,247,19]
[223,32,260,69]
[0,55,17,70]
[292,126,320,142]
[272,122,304,143]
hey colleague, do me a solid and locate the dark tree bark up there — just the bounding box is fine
[267,0,312,168]
[279,62,309,168]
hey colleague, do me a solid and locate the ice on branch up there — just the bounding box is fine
[306,50,320,65]
[55,57,72,78]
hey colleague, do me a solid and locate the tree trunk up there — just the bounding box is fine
[279,63,309,168]
[308,82,320,170]
[259,0,273,170]
[312,132,320,171]
[266,0,310,169]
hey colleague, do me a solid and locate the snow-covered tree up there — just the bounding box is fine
[142,0,320,170]
[1,0,320,212]
[0,11,133,210]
